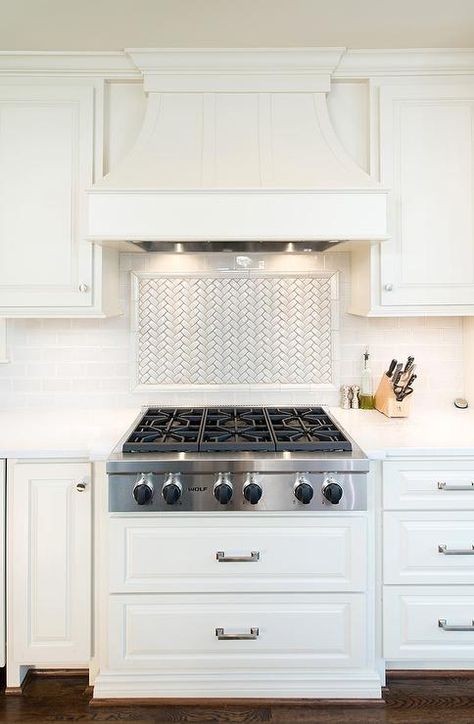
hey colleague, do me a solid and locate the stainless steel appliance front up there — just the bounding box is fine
[108,470,367,513]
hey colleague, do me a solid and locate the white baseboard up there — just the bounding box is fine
[92,668,383,700]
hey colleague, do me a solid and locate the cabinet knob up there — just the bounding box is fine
[78,283,89,293]
[384,283,394,292]
[76,481,87,492]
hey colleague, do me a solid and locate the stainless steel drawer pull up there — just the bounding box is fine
[216,551,260,563]
[438,544,474,555]
[215,627,259,640]
[439,618,474,631]
[438,481,474,491]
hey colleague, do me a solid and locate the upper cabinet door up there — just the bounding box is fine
[379,82,474,307]
[0,81,94,308]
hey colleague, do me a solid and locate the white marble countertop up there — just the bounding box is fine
[0,404,473,460]
[0,407,140,460]
[329,406,474,458]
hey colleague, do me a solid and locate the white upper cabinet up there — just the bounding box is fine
[0,79,119,317]
[350,78,474,316]
[380,82,474,307]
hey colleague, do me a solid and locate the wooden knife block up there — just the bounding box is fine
[374,373,411,418]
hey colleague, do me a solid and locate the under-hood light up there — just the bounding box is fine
[129,240,343,253]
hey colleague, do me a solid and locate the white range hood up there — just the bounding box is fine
[88,48,388,245]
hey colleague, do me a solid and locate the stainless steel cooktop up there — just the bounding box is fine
[107,406,368,513]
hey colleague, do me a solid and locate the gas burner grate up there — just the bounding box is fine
[200,408,275,452]
[122,406,352,453]
[122,408,205,452]
[266,407,352,452]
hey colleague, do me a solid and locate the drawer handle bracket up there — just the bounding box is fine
[216,627,259,640]
[439,618,474,631]
[438,544,474,556]
[438,481,474,491]
[216,551,260,563]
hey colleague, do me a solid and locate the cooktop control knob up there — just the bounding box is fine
[322,477,343,505]
[294,473,314,505]
[214,472,233,505]
[243,474,263,505]
[162,473,182,505]
[133,473,154,505]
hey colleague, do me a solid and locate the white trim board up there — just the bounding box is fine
[0,320,8,364]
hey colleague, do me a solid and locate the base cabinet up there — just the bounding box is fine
[383,458,474,669]
[0,461,4,668]
[7,461,91,688]
[94,512,381,700]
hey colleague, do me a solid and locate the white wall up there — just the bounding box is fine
[0,79,466,410]
[2,0,473,50]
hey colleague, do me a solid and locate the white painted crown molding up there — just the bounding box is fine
[335,48,474,78]
[0,48,473,81]
[0,51,140,78]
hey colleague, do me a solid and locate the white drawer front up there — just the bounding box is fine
[109,516,367,593]
[384,512,474,585]
[384,587,474,660]
[108,593,367,671]
[383,460,474,510]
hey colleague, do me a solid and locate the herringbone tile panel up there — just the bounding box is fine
[137,274,334,385]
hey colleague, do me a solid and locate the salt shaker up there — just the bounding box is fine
[351,385,360,409]
[341,385,352,410]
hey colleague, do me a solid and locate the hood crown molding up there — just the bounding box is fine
[126,47,345,92]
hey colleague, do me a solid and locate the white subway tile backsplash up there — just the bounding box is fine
[0,251,465,409]
[56,363,87,378]
[42,379,73,392]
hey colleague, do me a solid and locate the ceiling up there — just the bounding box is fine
[1,0,474,51]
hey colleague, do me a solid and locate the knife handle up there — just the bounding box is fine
[404,356,415,372]
[393,369,403,387]
[387,359,397,378]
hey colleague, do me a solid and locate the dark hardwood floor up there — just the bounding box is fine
[0,673,474,722]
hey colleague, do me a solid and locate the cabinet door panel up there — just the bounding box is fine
[9,462,91,664]
[384,512,474,585]
[383,460,474,510]
[384,586,474,660]
[0,461,4,668]
[108,592,367,672]
[379,82,474,306]
[0,82,94,308]
[109,516,367,593]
